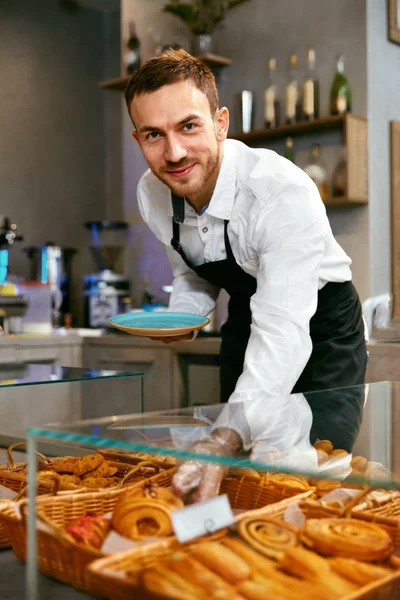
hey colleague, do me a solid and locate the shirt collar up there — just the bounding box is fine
[167,139,237,221]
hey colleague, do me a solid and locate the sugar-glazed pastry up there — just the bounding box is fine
[301,518,394,562]
[237,517,298,560]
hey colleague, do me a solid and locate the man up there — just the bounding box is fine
[125,49,367,501]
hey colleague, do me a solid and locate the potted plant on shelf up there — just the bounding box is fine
[163,0,250,56]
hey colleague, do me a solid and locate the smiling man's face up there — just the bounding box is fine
[130,79,229,208]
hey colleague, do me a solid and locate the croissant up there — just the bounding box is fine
[328,556,393,585]
[237,517,298,560]
[301,518,394,562]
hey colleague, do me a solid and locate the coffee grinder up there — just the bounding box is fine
[83,221,131,328]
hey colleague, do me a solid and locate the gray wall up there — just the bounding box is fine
[120,0,370,306]
[367,0,400,298]
[0,0,107,323]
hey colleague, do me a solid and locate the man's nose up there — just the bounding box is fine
[164,135,187,163]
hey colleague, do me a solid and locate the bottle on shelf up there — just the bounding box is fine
[284,137,295,163]
[332,148,347,198]
[125,21,141,75]
[264,57,280,129]
[303,48,320,121]
[303,144,328,201]
[285,54,301,125]
[330,55,352,115]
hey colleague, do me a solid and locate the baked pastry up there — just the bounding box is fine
[267,473,310,492]
[223,537,324,600]
[123,481,184,511]
[328,556,392,585]
[59,474,81,486]
[141,565,207,600]
[73,453,104,476]
[279,546,356,598]
[350,456,369,474]
[165,551,239,600]
[314,478,342,496]
[316,449,330,465]
[66,513,111,549]
[228,467,261,480]
[50,458,77,474]
[237,517,298,559]
[82,476,116,489]
[190,541,251,584]
[301,518,394,562]
[314,440,334,455]
[112,499,173,539]
[330,449,348,459]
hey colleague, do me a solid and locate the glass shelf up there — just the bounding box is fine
[27,380,400,490]
[0,362,143,387]
[25,380,400,599]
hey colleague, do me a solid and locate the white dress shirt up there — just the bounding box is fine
[137,139,352,400]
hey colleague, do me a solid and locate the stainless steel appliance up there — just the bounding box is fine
[23,243,77,328]
[83,221,130,328]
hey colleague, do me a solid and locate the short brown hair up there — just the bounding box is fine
[124,49,219,123]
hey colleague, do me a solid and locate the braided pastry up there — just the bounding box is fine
[237,517,298,559]
[301,518,394,562]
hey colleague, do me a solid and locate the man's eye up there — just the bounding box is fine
[183,123,196,131]
[147,132,160,140]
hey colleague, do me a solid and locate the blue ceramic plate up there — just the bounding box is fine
[108,311,210,337]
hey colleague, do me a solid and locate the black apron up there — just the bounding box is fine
[170,195,368,409]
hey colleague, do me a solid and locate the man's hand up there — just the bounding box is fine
[172,429,242,504]
[149,332,193,344]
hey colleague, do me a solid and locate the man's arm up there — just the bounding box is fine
[229,183,327,400]
[165,245,220,316]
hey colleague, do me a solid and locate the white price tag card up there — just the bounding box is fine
[172,494,235,544]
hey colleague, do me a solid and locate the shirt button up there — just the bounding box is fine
[202,227,208,234]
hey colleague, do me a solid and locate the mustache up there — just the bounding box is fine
[163,158,196,171]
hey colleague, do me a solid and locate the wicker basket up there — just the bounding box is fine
[1,466,174,592]
[220,473,313,509]
[86,492,400,600]
[86,493,312,600]
[0,442,172,495]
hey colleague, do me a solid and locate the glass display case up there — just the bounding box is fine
[25,380,400,599]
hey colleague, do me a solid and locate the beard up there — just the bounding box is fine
[150,149,221,200]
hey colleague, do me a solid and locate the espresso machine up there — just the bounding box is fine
[23,243,77,328]
[83,221,131,328]
[0,216,29,334]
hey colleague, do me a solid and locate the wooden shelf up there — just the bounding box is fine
[324,196,368,207]
[195,52,232,67]
[229,115,353,144]
[99,75,131,90]
[99,54,232,90]
[230,114,369,206]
